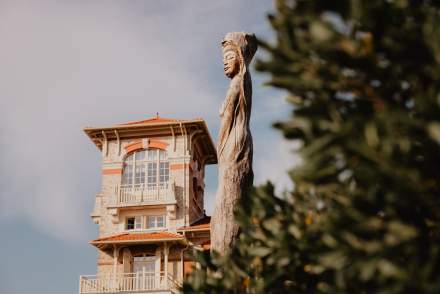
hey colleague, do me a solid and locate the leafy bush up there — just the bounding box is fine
[183,1,440,293]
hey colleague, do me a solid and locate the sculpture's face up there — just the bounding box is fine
[223,50,239,78]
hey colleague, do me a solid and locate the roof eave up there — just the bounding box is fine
[83,119,218,164]
[177,227,210,232]
[90,237,187,245]
[83,119,205,133]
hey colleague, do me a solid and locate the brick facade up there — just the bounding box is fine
[80,117,216,293]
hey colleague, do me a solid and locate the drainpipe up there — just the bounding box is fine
[170,126,176,152]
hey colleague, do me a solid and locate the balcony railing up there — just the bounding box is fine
[111,183,176,207]
[79,272,180,293]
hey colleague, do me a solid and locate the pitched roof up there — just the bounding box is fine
[90,231,185,245]
[83,115,217,165]
[178,215,210,231]
[120,115,185,126]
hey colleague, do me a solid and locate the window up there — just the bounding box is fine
[147,162,157,188]
[122,154,134,185]
[147,215,165,229]
[126,216,142,230]
[159,162,169,188]
[133,256,156,273]
[122,149,169,189]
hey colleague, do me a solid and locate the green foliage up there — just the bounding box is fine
[183,0,440,293]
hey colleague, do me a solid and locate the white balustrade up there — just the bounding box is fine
[79,272,178,293]
[112,183,175,206]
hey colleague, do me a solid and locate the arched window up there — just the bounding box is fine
[122,149,169,189]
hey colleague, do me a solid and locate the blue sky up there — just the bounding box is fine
[0,1,297,293]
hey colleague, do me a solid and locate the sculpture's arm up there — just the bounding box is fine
[218,79,241,157]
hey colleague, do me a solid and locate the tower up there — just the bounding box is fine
[79,115,216,294]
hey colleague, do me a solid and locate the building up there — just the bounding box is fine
[79,115,217,294]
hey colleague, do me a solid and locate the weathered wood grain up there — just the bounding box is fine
[211,32,257,254]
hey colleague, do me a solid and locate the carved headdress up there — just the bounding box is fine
[217,32,257,160]
[222,32,257,72]
[221,32,257,114]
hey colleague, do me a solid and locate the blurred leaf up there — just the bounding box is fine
[427,122,440,145]
[184,1,440,293]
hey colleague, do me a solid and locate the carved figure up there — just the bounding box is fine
[211,32,257,254]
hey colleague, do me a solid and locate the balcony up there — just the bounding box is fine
[79,272,180,294]
[110,183,176,207]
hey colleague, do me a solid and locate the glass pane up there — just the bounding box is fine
[133,258,155,273]
[159,150,167,160]
[122,164,133,185]
[144,261,155,272]
[125,153,134,162]
[126,218,135,230]
[147,216,155,228]
[135,163,145,185]
[135,216,142,229]
[135,150,146,161]
[147,163,157,188]
[147,149,157,161]
[159,162,169,188]
[156,216,164,227]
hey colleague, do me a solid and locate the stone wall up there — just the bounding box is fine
[91,131,207,276]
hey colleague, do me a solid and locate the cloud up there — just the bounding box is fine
[252,94,298,194]
[0,0,218,241]
[0,0,296,241]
